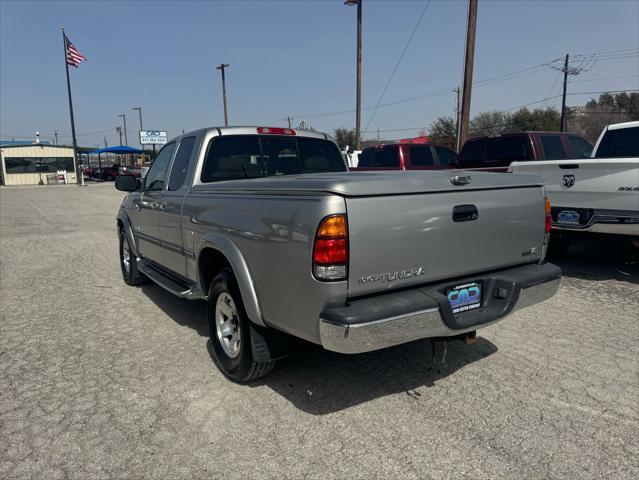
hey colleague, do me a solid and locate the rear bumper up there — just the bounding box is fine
[319,263,561,354]
[552,207,639,236]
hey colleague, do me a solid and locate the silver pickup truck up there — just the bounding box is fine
[115,126,561,381]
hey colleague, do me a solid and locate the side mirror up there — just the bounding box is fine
[115,174,139,192]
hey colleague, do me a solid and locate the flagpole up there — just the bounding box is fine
[62,27,83,185]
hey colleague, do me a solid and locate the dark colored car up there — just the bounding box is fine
[351,142,459,171]
[458,132,593,172]
[83,165,120,181]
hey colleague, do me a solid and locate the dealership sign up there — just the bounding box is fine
[139,130,168,145]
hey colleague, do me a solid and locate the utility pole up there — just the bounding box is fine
[117,114,128,145]
[116,126,123,146]
[103,136,108,148]
[132,107,143,148]
[287,116,292,128]
[454,87,461,151]
[344,1,362,148]
[548,53,586,132]
[54,130,59,145]
[458,0,478,148]
[216,63,230,126]
[560,54,569,132]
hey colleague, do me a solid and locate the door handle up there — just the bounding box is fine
[453,204,479,222]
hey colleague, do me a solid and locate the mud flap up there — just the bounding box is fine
[249,323,290,362]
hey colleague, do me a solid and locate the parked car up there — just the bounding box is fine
[100,164,120,181]
[510,121,639,254]
[115,126,560,382]
[84,165,120,181]
[459,132,593,172]
[351,138,459,171]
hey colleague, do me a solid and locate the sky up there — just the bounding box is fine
[1,0,638,148]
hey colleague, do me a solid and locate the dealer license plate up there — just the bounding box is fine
[447,282,482,314]
[557,210,581,225]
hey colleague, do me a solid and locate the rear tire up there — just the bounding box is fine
[119,229,146,285]
[207,269,276,382]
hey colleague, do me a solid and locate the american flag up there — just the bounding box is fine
[65,34,87,68]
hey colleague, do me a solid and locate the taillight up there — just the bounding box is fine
[545,196,552,234]
[313,214,348,281]
[257,127,296,135]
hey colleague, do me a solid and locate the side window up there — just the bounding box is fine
[485,137,530,165]
[568,136,593,158]
[435,146,459,166]
[144,142,175,191]
[372,146,399,167]
[409,146,434,166]
[201,135,261,182]
[594,127,639,158]
[358,148,374,167]
[460,141,484,166]
[168,136,196,190]
[540,136,567,160]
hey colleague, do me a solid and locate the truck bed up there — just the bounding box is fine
[192,170,548,298]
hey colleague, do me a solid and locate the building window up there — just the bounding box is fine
[4,157,75,173]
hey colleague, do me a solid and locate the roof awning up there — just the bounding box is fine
[90,145,143,154]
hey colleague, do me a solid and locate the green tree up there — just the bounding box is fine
[333,128,358,150]
[508,107,560,132]
[428,116,456,146]
[469,111,511,137]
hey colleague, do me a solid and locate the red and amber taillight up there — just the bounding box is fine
[545,196,552,235]
[313,214,348,281]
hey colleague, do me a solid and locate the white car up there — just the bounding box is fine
[510,121,639,253]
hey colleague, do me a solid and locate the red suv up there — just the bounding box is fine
[458,131,593,172]
[352,137,458,171]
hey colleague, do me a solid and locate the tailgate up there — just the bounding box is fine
[346,186,545,297]
[510,159,639,211]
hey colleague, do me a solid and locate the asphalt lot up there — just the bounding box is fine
[1,183,637,480]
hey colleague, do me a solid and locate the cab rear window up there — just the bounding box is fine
[594,126,639,158]
[461,137,530,167]
[201,135,346,182]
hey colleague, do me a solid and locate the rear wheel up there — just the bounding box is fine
[119,229,146,285]
[207,269,276,382]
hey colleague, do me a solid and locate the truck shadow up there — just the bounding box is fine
[247,336,498,415]
[140,283,209,337]
[551,236,638,285]
[141,283,498,415]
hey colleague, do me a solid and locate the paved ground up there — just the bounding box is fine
[1,184,637,480]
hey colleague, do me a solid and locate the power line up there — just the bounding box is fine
[268,52,622,124]
[359,89,639,136]
[362,0,433,135]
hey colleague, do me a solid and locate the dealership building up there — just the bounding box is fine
[0,142,78,185]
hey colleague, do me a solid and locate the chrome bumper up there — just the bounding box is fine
[553,209,639,236]
[554,222,639,235]
[319,276,560,355]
